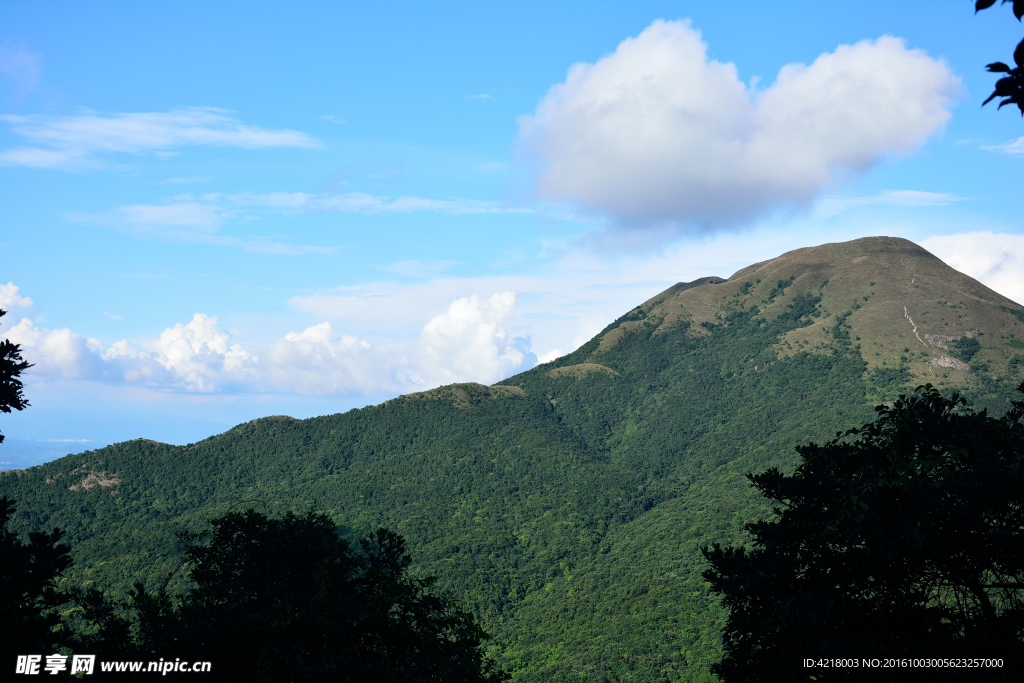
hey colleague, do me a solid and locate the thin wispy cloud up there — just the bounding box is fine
[465,94,493,101]
[228,191,533,215]
[321,115,347,124]
[982,137,1024,155]
[157,176,213,185]
[66,190,534,253]
[378,260,459,278]
[0,39,42,97]
[0,107,321,170]
[66,199,340,256]
[815,190,966,218]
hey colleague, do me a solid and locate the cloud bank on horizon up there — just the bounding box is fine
[518,20,961,229]
[0,283,534,396]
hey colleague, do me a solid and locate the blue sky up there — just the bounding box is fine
[2,0,1023,466]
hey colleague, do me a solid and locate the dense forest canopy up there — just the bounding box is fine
[3,237,1024,681]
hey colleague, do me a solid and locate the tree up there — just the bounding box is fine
[0,497,74,660]
[0,308,33,444]
[703,384,1024,682]
[977,1,1024,114]
[80,509,507,682]
[1,312,66,661]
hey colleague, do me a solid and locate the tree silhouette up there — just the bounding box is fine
[0,497,73,661]
[977,0,1024,114]
[0,308,33,444]
[703,384,1024,681]
[80,509,507,682]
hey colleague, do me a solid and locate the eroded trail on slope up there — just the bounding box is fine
[901,257,927,346]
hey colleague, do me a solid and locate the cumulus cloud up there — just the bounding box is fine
[263,291,532,394]
[4,313,256,391]
[0,107,320,169]
[3,318,104,379]
[416,291,530,385]
[261,323,381,394]
[4,284,534,397]
[0,282,33,311]
[922,232,1024,305]
[518,20,960,228]
[106,313,257,391]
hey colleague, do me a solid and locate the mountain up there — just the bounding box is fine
[3,237,1024,681]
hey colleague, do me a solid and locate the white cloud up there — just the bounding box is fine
[102,314,257,392]
[4,286,536,397]
[261,323,382,394]
[537,348,564,364]
[416,291,528,385]
[465,94,494,101]
[3,313,257,391]
[518,20,960,228]
[263,291,533,394]
[921,232,1024,305]
[0,107,320,169]
[0,147,89,169]
[983,137,1024,155]
[3,318,104,379]
[0,282,33,311]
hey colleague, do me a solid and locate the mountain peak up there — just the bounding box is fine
[583,236,1024,401]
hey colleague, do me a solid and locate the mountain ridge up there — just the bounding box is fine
[3,236,1023,681]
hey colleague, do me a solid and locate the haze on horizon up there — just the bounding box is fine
[1,0,1023,467]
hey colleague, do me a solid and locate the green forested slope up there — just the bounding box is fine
[3,237,1024,681]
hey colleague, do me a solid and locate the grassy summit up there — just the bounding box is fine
[3,237,1023,681]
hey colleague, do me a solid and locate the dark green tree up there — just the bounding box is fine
[1,311,67,662]
[977,1,1024,114]
[0,497,73,661]
[81,509,507,682]
[703,384,1024,681]
[0,308,33,444]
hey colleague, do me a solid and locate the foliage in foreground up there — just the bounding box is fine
[2,505,505,682]
[704,384,1024,681]
[977,1,1024,115]
[0,496,72,660]
[0,308,32,444]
